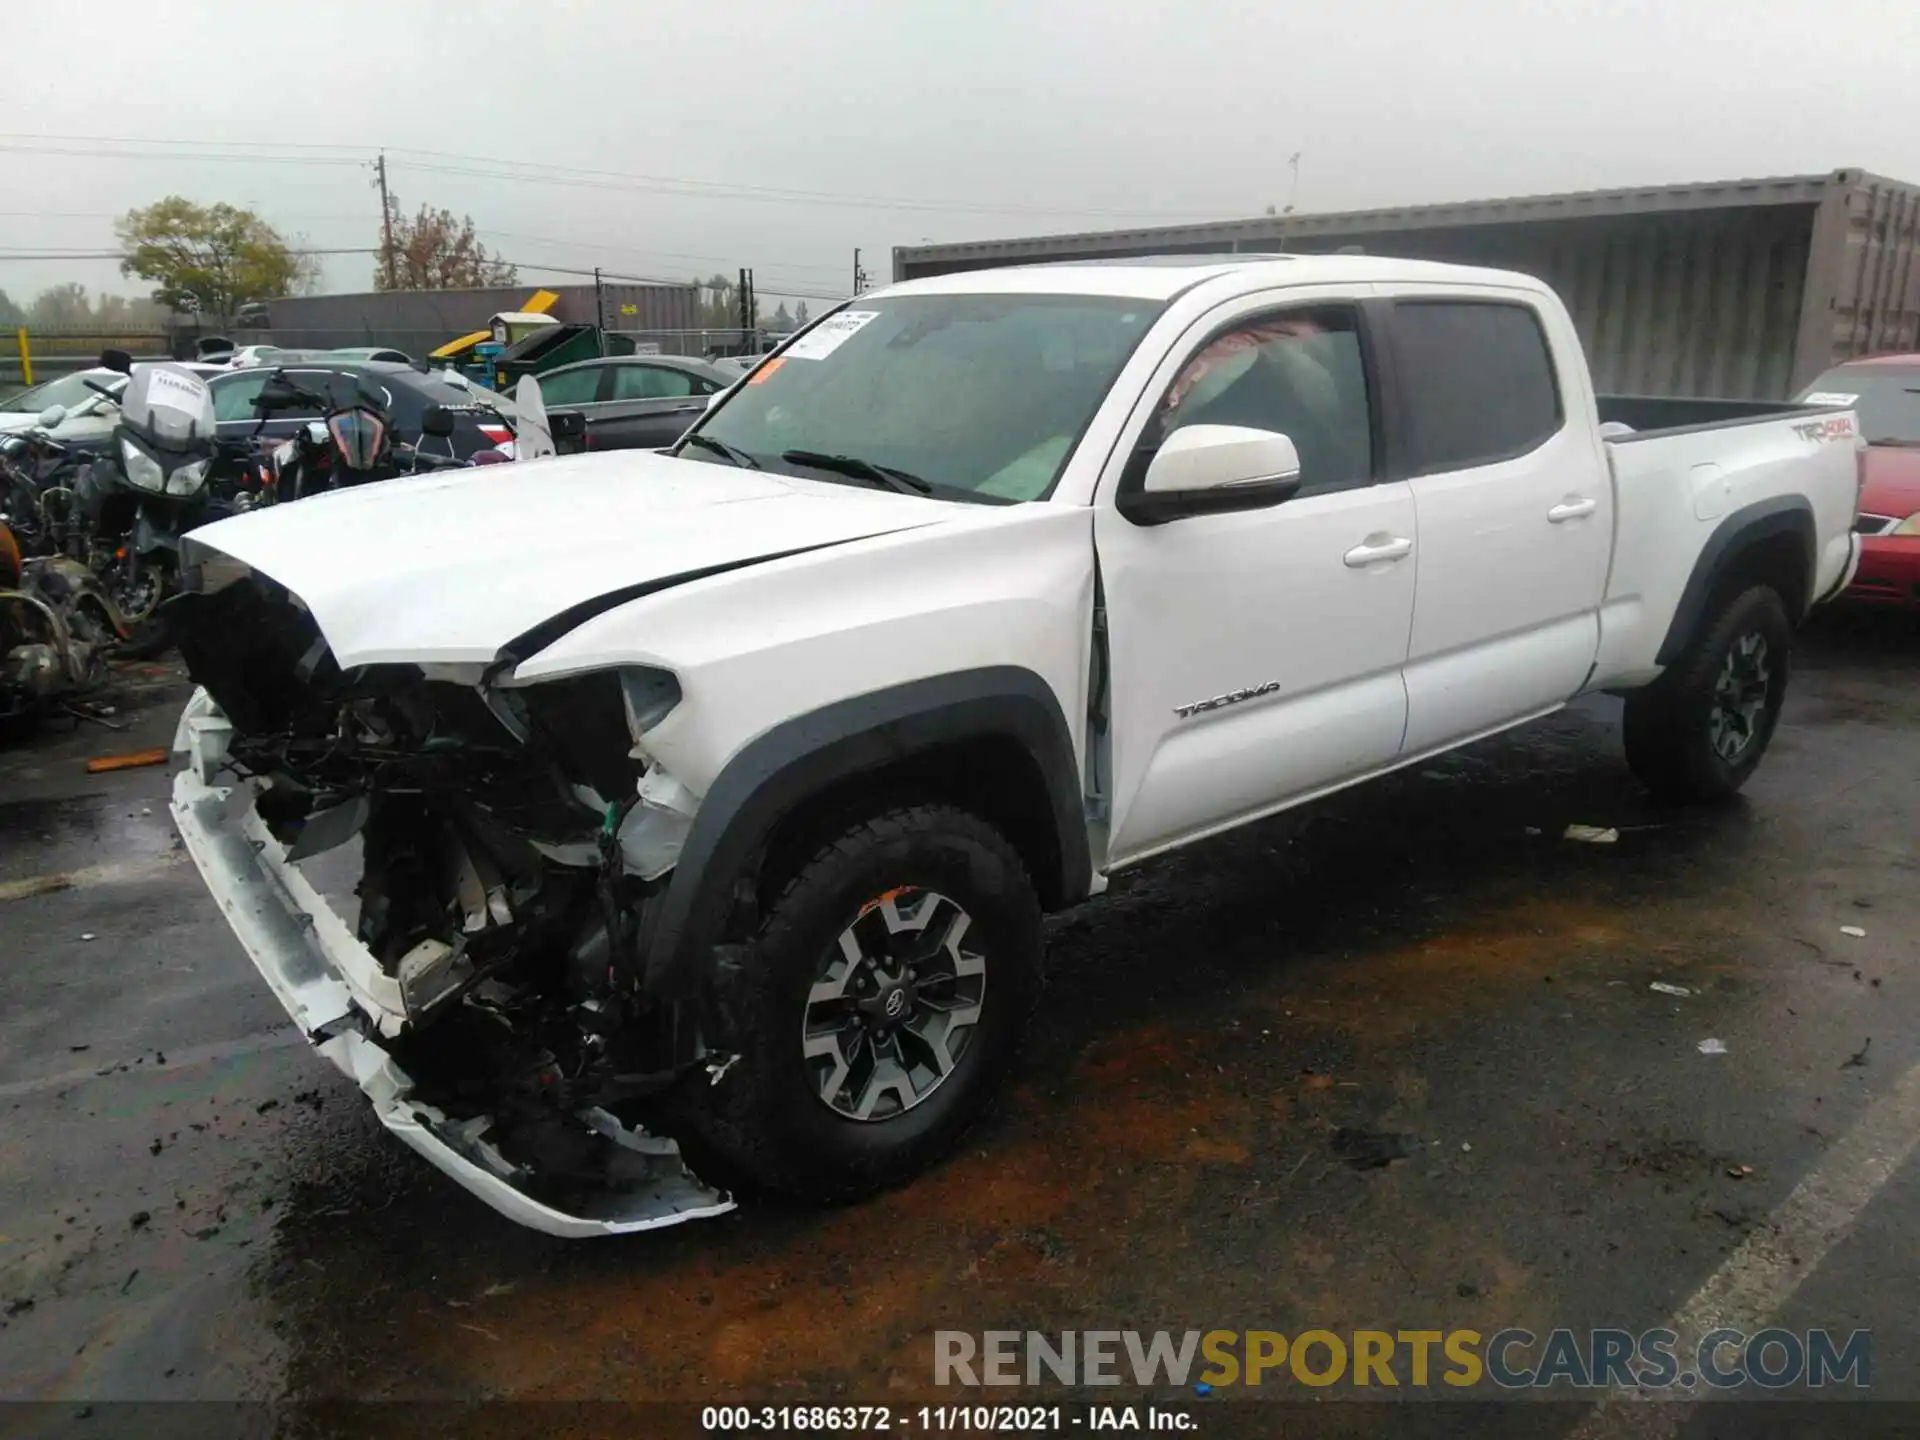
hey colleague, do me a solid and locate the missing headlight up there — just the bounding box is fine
[620,666,682,744]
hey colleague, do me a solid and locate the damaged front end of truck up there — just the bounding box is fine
[168,569,736,1236]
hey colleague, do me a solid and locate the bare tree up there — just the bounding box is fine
[376,195,517,291]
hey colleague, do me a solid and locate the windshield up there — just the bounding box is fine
[1797,367,1920,444]
[3,371,123,414]
[687,293,1164,501]
[119,363,216,451]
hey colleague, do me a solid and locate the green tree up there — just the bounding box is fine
[0,289,21,326]
[376,194,516,291]
[27,283,93,329]
[115,196,303,321]
[770,302,793,330]
[794,300,810,326]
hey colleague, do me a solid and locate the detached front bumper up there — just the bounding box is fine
[169,693,735,1239]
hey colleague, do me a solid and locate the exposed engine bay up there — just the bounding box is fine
[168,571,733,1231]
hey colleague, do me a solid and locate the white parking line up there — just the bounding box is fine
[0,851,184,903]
[0,1029,304,1100]
[1569,1057,1920,1437]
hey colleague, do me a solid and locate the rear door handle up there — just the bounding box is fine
[1548,498,1598,523]
[1343,536,1413,567]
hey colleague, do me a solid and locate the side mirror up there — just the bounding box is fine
[706,391,727,412]
[100,348,133,376]
[550,410,587,444]
[1117,424,1303,526]
[37,404,67,429]
[419,404,456,439]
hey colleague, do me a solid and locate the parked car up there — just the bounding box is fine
[1795,355,1920,608]
[168,256,1861,1237]
[319,346,413,365]
[1,364,227,451]
[224,345,325,370]
[207,361,515,463]
[533,354,735,451]
[709,353,774,376]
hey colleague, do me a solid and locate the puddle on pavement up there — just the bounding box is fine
[229,701,1817,1404]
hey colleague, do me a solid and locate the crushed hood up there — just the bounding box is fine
[184,450,956,668]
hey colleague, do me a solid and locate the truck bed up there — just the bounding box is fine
[1597,394,1840,436]
[1587,398,1863,691]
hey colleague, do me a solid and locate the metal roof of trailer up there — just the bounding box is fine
[893,169,1900,270]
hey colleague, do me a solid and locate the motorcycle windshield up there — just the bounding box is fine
[328,409,386,470]
[119,365,216,452]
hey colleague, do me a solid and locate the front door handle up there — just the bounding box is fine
[1343,536,1413,567]
[1548,497,1598,523]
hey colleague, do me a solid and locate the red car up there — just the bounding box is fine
[1797,354,1920,607]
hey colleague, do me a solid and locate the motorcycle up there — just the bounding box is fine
[68,350,222,657]
[251,370,478,497]
[0,515,129,724]
[0,410,95,559]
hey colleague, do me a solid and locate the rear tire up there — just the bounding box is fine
[677,803,1042,1204]
[1623,584,1791,803]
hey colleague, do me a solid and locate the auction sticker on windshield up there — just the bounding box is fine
[147,367,210,413]
[784,310,880,360]
[1803,392,1859,406]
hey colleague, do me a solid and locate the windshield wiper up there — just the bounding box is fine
[780,449,932,495]
[678,433,760,469]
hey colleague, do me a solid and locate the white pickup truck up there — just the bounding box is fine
[168,255,1863,1236]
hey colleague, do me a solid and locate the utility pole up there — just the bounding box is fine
[375,151,396,289]
[594,267,606,355]
[737,267,756,348]
[852,248,866,295]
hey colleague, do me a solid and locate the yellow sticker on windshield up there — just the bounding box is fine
[748,357,784,384]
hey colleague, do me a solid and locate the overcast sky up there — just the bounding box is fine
[5,0,1918,312]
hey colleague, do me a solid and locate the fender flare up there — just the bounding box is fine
[640,666,1090,998]
[1654,496,1815,667]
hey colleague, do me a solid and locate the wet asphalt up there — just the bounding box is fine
[0,614,1916,1437]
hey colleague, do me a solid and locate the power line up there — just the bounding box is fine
[0,143,365,168]
[0,132,1225,222]
[475,226,848,276]
[0,247,379,262]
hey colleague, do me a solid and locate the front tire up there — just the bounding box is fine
[1623,584,1791,802]
[680,803,1042,1203]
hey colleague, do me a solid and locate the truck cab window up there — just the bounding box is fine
[1392,301,1562,473]
[1148,306,1374,494]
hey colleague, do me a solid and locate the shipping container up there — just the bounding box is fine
[893,169,1920,399]
[262,281,700,359]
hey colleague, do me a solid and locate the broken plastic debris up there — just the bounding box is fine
[80,932,96,942]
[1727,1165,1754,1179]
[1697,1038,1729,1055]
[1649,982,1692,998]
[84,748,168,775]
[1460,1142,1473,1153]
[1563,824,1620,844]
[1840,925,1867,938]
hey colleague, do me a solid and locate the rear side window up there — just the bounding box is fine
[612,365,696,401]
[1392,301,1562,473]
[536,367,604,406]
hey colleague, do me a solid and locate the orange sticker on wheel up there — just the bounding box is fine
[747,357,784,384]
